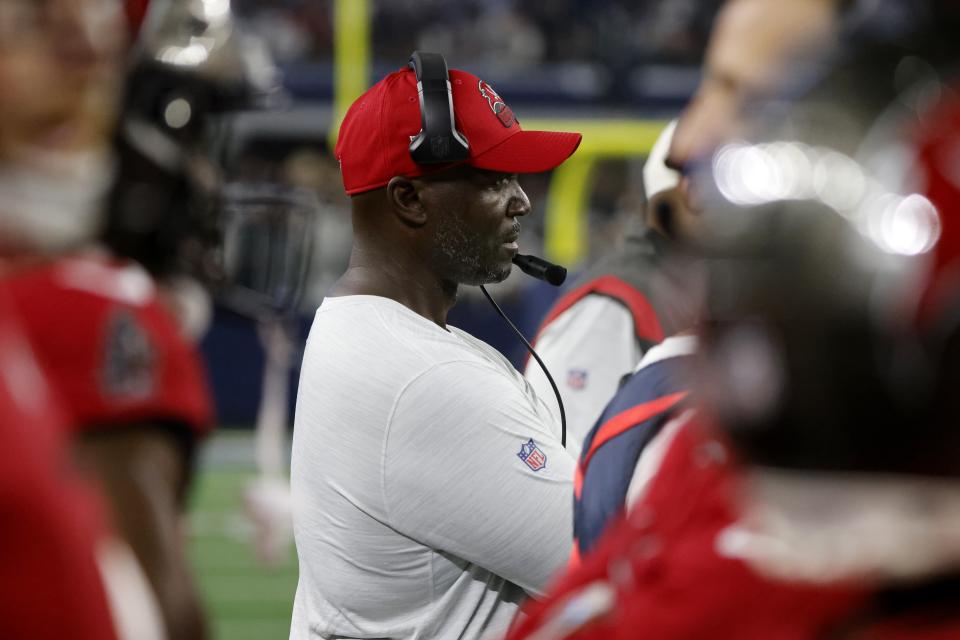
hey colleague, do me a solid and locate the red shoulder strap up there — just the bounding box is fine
[534,275,665,346]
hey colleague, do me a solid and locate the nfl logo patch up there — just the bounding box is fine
[567,368,589,391]
[518,438,547,472]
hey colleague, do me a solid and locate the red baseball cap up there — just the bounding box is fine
[335,67,582,195]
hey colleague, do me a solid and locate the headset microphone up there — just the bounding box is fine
[512,254,567,286]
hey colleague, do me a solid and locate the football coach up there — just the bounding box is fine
[289,53,583,640]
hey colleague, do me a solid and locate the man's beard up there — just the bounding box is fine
[433,213,511,286]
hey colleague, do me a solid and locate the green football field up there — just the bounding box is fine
[188,433,298,639]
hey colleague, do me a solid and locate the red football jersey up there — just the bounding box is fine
[507,414,867,640]
[0,287,118,640]
[6,253,214,438]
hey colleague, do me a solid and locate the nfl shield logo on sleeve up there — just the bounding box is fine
[567,368,589,391]
[518,438,547,472]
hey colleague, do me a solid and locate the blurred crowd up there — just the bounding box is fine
[235,0,719,67]
[2,0,959,638]
[222,0,717,314]
[234,0,719,104]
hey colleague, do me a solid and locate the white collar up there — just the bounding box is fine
[633,334,698,373]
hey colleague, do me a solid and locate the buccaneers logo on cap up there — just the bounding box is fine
[478,80,517,128]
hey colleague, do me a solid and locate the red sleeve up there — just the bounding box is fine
[0,298,118,640]
[0,423,119,640]
[7,258,214,439]
[508,416,867,640]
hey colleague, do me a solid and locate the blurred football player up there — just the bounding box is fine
[666,0,839,180]
[526,1,796,462]
[551,0,843,561]
[0,2,164,637]
[523,121,696,458]
[0,300,129,640]
[0,0,284,636]
[108,0,313,574]
[506,1,960,638]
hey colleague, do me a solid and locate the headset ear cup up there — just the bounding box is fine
[407,51,470,164]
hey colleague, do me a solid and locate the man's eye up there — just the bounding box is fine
[477,173,514,189]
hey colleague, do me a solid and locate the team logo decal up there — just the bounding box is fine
[518,438,547,472]
[567,368,589,391]
[102,310,156,400]
[478,80,517,128]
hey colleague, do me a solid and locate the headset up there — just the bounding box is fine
[407,51,570,447]
[408,52,470,165]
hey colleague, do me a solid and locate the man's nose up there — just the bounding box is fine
[669,92,739,173]
[507,181,531,218]
[668,103,703,173]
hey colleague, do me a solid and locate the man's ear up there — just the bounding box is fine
[387,176,428,227]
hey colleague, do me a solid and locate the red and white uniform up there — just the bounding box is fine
[524,121,687,458]
[5,253,213,440]
[0,287,118,640]
[525,277,665,458]
[507,412,960,639]
[506,413,870,640]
